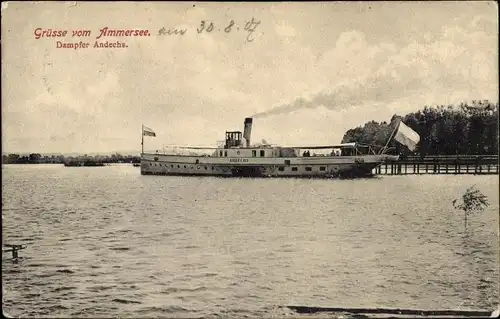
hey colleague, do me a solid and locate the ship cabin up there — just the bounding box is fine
[224,131,243,148]
[212,129,280,158]
[209,117,377,159]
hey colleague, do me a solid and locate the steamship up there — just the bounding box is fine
[139,117,413,178]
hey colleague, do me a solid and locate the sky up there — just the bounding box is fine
[2,1,498,154]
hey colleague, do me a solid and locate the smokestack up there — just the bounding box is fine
[243,117,253,147]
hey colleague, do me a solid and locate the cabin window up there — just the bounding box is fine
[190,166,194,169]
[252,150,256,157]
[305,167,312,171]
[205,166,208,170]
[177,165,180,168]
[320,166,326,171]
[260,150,265,157]
[224,151,228,157]
[219,151,222,157]
[171,164,173,168]
[150,163,152,166]
[211,167,214,170]
[278,166,285,172]
[292,167,298,172]
[184,165,186,168]
[197,166,200,169]
[284,160,290,165]
[196,159,199,164]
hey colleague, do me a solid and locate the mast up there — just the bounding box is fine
[141,124,144,155]
[379,119,401,155]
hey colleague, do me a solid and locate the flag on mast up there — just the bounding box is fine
[143,126,156,137]
[394,120,420,151]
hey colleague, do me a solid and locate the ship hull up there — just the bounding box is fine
[140,153,398,178]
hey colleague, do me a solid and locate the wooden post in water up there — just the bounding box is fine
[3,244,26,260]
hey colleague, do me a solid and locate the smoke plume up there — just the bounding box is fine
[250,23,496,120]
[253,89,348,118]
[250,75,403,119]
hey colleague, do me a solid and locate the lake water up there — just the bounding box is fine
[2,164,499,318]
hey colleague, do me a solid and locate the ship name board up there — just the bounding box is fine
[229,158,249,163]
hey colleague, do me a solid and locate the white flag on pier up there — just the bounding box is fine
[143,126,156,137]
[394,120,420,151]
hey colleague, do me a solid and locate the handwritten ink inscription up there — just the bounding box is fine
[33,18,261,51]
[158,17,261,42]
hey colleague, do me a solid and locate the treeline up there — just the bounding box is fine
[341,100,499,156]
[2,153,141,164]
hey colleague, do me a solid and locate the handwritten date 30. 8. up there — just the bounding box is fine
[158,18,261,42]
[198,18,260,42]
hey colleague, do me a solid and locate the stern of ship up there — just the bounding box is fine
[337,154,399,178]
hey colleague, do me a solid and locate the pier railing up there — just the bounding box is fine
[376,155,499,175]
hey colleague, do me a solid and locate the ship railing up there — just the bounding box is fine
[353,143,379,155]
[216,140,225,148]
[288,143,380,156]
[145,146,216,157]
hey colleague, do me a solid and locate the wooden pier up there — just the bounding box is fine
[375,155,499,175]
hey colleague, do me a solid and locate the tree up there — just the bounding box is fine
[341,101,499,156]
[7,154,20,163]
[452,185,489,229]
[28,153,42,163]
